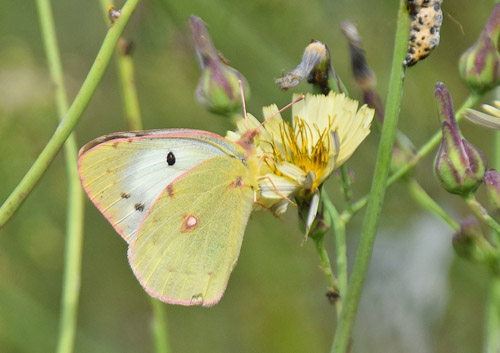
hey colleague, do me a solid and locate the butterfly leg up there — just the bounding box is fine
[261,174,297,206]
[252,191,281,218]
[256,153,297,206]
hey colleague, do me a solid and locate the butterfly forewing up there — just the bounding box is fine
[129,156,254,307]
[78,129,243,244]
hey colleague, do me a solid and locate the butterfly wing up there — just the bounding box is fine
[128,155,254,307]
[78,129,243,244]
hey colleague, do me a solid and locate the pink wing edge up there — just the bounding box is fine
[127,158,235,307]
[78,157,134,244]
[78,128,232,155]
[77,128,234,244]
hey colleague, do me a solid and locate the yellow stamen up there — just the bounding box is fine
[270,116,335,190]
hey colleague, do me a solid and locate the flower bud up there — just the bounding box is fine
[458,4,500,93]
[296,190,331,242]
[275,40,347,94]
[340,20,385,121]
[340,20,376,93]
[434,83,487,196]
[452,216,494,263]
[190,15,249,115]
[484,169,500,210]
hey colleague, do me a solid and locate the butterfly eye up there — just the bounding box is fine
[166,152,176,166]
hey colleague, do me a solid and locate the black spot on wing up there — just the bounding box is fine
[166,152,176,166]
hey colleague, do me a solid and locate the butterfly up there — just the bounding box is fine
[78,128,262,307]
[404,0,443,67]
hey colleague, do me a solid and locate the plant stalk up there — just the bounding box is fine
[465,195,500,236]
[98,2,170,351]
[322,189,348,302]
[314,236,342,315]
[483,274,500,353]
[35,1,85,352]
[407,179,459,231]
[331,1,409,351]
[484,102,500,353]
[150,298,171,353]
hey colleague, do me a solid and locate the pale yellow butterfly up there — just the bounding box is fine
[78,128,261,306]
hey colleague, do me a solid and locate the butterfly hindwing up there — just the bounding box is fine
[128,155,254,307]
[78,129,242,244]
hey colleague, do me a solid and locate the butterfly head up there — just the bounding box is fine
[236,129,259,156]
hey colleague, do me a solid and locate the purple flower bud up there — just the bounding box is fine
[434,83,487,196]
[484,169,500,210]
[459,4,500,93]
[453,216,498,263]
[453,217,483,261]
[190,15,249,115]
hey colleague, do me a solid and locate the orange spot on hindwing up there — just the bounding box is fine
[228,176,244,191]
[181,214,199,233]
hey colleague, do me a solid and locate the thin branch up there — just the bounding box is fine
[35,0,85,352]
[331,1,410,351]
[0,0,142,228]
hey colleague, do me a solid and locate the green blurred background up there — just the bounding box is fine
[0,0,497,352]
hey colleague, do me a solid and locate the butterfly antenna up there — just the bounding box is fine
[239,80,249,131]
[257,94,305,129]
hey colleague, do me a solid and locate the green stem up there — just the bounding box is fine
[97,3,169,351]
[483,275,500,353]
[0,0,141,229]
[407,179,459,231]
[331,1,409,351]
[35,1,85,352]
[339,165,353,206]
[322,189,348,302]
[99,0,143,130]
[150,299,171,353]
[327,67,349,95]
[313,236,342,314]
[341,92,483,224]
[495,130,500,171]
[57,178,84,353]
[465,195,500,236]
[484,93,500,353]
[116,46,143,130]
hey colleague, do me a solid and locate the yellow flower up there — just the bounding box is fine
[227,92,374,214]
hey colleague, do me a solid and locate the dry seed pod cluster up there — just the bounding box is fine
[404,0,443,67]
